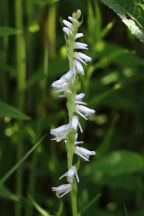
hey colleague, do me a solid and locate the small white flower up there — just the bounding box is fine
[75,105,95,120]
[51,70,74,93]
[74,42,88,50]
[71,116,83,133]
[74,52,92,64]
[75,146,96,161]
[52,184,72,198]
[75,33,84,39]
[63,27,72,36]
[74,60,84,75]
[50,124,71,142]
[68,16,79,23]
[63,20,73,30]
[59,166,79,183]
[75,93,86,105]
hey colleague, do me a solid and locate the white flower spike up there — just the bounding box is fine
[75,146,96,161]
[51,9,96,201]
[59,166,79,183]
[52,184,72,198]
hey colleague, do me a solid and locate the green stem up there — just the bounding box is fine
[1,0,9,101]
[15,0,26,215]
[71,189,78,216]
[66,24,78,216]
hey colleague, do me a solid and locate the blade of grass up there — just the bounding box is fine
[0,185,18,201]
[0,134,46,186]
[123,203,128,216]
[27,194,51,216]
[15,0,26,215]
[79,193,101,215]
[56,201,63,216]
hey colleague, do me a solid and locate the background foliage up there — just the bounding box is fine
[0,0,144,215]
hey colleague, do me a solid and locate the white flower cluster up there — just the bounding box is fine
[51,9,96,198]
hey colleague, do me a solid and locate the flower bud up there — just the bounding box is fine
[72,9,81,19]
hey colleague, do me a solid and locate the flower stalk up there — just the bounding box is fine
[51,9,96,216]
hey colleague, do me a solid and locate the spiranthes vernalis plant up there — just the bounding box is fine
[50,9,96,215]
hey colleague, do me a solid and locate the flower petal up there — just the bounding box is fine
[63,20,73,29]
[74,60,84,75]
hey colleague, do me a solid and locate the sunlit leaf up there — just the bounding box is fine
[99,0,144,43]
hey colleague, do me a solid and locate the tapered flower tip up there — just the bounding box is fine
[63,20,73,29]
[74,52,92,63]
[72,9,81,19]
[52,184,72,198]
[74,60,84,75]
[63,27,72,36]
[75,146,96,161]
[76,93,85,100]
[71,115,83,133]
[75,105,95,120]
[59,166,79,183]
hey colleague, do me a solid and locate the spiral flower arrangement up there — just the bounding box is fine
[50,9,96,214]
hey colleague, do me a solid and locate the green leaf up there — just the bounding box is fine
[90,150,144,176]
[0,100,30,120]
[0,27,22,37]
[0,135,46,186]
[0,185,18,201]
[99,0,144,43]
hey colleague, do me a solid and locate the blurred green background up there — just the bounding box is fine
[0,0,144,215]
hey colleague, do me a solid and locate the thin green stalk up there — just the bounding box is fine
[15,0,26,216]
[1,0,9,101]
[65,21,79,216]
[25,38,49,216]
